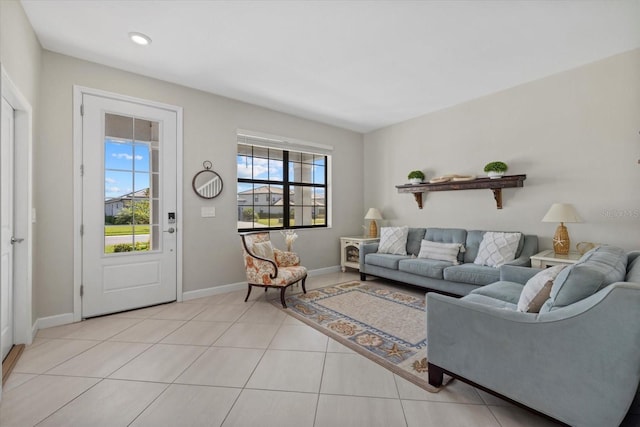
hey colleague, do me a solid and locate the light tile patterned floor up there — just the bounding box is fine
[1,271,638,426]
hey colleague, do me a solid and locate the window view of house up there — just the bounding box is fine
[237,139,327,230]
[103,114,159,253]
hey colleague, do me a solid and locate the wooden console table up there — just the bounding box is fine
[396,174,526,209]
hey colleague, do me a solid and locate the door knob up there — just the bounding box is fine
[10,237,24,244]
[164,227,175,234]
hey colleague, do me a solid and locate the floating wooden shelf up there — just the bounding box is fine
[396,174,526,209]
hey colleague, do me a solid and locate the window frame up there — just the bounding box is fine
[237,138,329,232]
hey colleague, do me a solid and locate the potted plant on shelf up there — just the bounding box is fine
[484,161,508,179]
[408,170,425,184]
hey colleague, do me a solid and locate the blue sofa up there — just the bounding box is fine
[427,246,640,426]
[359,227,539,296]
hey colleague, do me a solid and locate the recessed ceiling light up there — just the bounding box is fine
[129,32,152,46]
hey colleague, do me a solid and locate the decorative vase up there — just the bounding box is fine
[409,178,423,184]
[487,171,504,179]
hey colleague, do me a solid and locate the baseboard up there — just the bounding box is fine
[34,312,75,336]
[182,281,246,301]
[33,267,344,330]
[182,265,342,301]
[308,265,341,276]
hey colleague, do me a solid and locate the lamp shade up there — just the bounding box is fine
[364,208,383,220]
[541,203,582,223]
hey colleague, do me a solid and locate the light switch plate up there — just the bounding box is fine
[201,206,216,217]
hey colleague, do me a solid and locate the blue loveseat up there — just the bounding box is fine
[359,227,539,296]
[427,246,640,426]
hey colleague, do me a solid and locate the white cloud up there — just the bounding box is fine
[112,153,143,161]
[237,157,269,178]
[105,177,116,184]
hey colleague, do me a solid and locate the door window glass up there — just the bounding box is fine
[104,113,159,253]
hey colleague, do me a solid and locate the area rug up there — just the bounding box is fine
[273,281,451,392]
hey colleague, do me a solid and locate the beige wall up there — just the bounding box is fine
[364,49,640,251]
[0,0,42,323]
[0,0,42,105]
[37,51,363,318]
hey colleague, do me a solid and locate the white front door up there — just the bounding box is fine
[81,93,178,318]
[1,97,15,360]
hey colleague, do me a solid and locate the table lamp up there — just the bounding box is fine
[365,208,383,238]
[542,203,582,255]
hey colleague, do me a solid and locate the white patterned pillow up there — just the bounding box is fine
[517,265,566,312]
[252,241,275,261]
[473,232,521,267]
[377,226,409,255]
[418,240,464,264]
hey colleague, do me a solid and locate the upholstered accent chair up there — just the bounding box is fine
[240,231,307,307]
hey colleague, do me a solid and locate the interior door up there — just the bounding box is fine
[1,97,15,360]
[81,94,177,318]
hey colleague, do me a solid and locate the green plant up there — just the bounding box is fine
[113,243,134,252]
[483,161,508,173]
[407,170,425,180]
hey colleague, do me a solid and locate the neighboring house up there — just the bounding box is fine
[237,185,285,206]
[104,188,149,217]
[237,185,325,220]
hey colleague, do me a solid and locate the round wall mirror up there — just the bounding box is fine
[192,161,223,199]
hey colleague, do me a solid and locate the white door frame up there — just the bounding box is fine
[72,86,183,322]
[1,66,34,345]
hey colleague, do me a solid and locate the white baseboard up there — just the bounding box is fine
[32,266,344,331]
[308,265,341,276]
[181,265,341,301]
[182,281,247,301]
[33,312,75,337]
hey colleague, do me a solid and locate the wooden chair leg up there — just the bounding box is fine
[280,287,287,308]
[244,284,253,302]
[301,276,307,294]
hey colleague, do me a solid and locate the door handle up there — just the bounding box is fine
[164,227,175,234]
[10,237,24,244]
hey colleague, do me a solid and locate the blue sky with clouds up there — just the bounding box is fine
[104,139,150,199]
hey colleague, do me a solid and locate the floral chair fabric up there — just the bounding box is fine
[240,231,307,307]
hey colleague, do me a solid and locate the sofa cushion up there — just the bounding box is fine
[398,258,451,279]
[417,240,464,264]
[626,253,640,283]
[540,246,628,312]
[461,293,518,310]
[406,228,427,256]
[365,253,409,270]
[474,232,521,267]
[516,265,566,313]
[464,230,525,264]
[469,280,524,305]
[378,226,409,255]
[577,245,628,285]
[443,264,501,286]
[426,228,467,262]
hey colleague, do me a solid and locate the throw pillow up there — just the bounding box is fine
[417,240,464,264]
[252,240,275,261]
[473,232,522,267]
[377,226,409,255]
[517,265,566,313]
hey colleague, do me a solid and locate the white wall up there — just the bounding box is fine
[0,0,42,323]
[364,49,640,251]
[37,51,364,318]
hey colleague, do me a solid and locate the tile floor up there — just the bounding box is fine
[1,271,638,426]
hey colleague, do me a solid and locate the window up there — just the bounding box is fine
[237,131,331,231]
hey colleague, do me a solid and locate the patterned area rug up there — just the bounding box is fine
[274,281,451,392]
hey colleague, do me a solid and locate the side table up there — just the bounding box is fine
[340,236,380,272]
[530,249,581,269]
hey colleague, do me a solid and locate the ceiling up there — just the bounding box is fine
[21,0,640,133]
